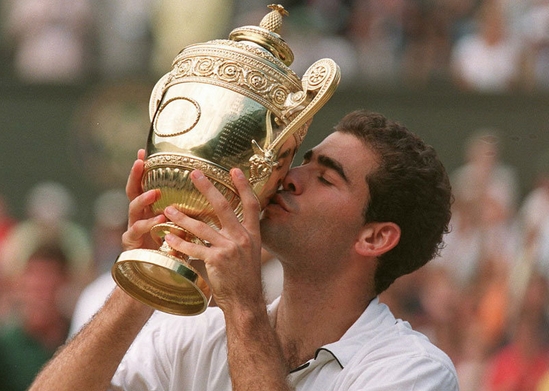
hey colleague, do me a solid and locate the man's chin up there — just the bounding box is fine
[259,216,278,237]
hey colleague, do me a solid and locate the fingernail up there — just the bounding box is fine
[152,189,161,200]
[165,206,176,216]
[232,168,245,179]
[145,189,158,199]
[191,170,205,180]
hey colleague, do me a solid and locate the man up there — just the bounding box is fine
[29,110,458,390]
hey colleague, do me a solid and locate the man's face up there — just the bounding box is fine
[254,136,297,209]
[260,131,378,267]
[17,257,68,326]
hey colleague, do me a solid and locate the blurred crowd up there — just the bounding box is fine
[0,118,548,391]
[2,0,549,92]
[1,0,549,390]
[382,130,549,391]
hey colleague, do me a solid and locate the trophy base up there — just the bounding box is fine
[112,249,211,316]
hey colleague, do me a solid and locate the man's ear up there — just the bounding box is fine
[355,222,401,257]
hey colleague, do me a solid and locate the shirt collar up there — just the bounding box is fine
[319,297,397,367]
[267,296,397,369]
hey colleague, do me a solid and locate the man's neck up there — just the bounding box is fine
[273,279,375,370]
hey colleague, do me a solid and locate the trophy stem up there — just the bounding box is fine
[111,223,212,316]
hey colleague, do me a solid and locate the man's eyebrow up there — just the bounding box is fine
[303,149,348,183]
[279,147,293,159]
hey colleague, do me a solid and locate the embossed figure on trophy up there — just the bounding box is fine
[112,4,341,316]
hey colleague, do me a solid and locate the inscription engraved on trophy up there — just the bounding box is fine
[212,105,265,168]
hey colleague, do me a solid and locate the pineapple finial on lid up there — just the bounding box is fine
[229,4,294,65]
[260,4,289,34]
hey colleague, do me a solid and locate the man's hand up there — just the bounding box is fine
[162,168,265,312]
[122,149,167,252]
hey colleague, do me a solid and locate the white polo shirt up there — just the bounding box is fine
[111,297,458,390]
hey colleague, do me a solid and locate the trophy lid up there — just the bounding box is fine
[229,4,294,66]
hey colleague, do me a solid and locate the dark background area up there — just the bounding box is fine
[2,79,549,229]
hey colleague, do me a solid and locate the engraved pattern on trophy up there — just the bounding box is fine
[111,4,341,316]
[153,97,201,137]
[165,50,298,118]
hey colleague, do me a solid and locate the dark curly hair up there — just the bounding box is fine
[334,110,452,294]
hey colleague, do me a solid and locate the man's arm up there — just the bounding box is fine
[223,304,292,390]
[29,288,153,391]
[30,150,163,391]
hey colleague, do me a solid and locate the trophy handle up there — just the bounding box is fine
[248,58,340,187]
[269,58,341,154]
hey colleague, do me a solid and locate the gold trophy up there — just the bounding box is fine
[112,4,340,315]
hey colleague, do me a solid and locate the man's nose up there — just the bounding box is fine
[282,166,303,194]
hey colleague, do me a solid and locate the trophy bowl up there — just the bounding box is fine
[112,4,341,315]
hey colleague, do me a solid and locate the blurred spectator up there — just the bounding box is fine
[345,0,403,86]
[439,128,519,283]
[0,181,93,318]
[91,189,128,275]
[68,189,128,337]
[149,0,235,77]
[432,196,483,289]
[519,0,549,90]
[480,273,549,391]
[92,0,155,80]
[68,271,115,338]
[451,128,519,223]
[456,321,490,391]
[284,1,358,84]
[0,195,16,255]
[512,148,549,315]
[0,195,17,325]
[0,244,71,391]
[518,148,549,256]
[450,0,522,92]
[433,127,521,375]
[4,0,94,84]
[3,0,549,90]
[417,268,462,362]
[0,181,93,279]
[399,0,455,87]
[446,0,483,40]
[539,369,549,391]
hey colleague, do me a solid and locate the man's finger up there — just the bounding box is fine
[127,189,160,226]
[190,170,238,227]
[126,158,145,201]
[230,168,261,232]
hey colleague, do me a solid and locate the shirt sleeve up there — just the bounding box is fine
[110,314,173,391]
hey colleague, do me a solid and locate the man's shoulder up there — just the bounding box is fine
[357,318,455,367]
[351,313,458,389]
[335,299,459,389]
